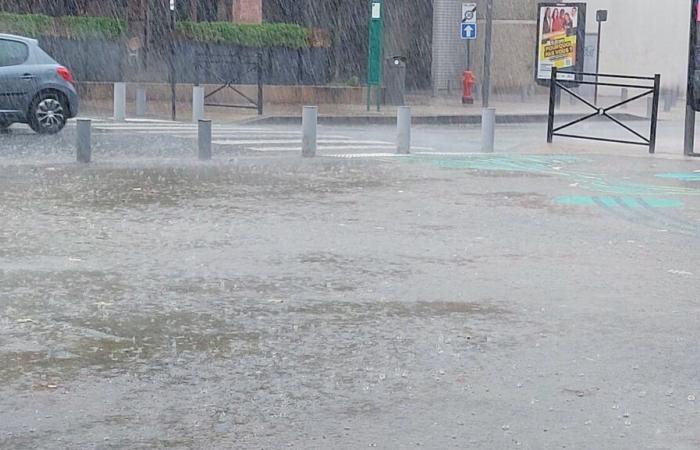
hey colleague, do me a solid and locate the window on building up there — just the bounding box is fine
[0,39,29,67]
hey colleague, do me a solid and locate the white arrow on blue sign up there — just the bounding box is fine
[461,23,477,40]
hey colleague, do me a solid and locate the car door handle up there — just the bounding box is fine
[20,74,35,80]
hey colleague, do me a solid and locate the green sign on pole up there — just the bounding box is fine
[367,0,384,111]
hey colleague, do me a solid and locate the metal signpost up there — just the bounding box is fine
[482,0,493,107]
[367,0,384,112]
[594,9,607,105]
[169,0,177,121]
[684,0,700,156]
[461,3,477,70]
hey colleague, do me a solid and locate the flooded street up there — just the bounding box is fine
[1,129,700,448]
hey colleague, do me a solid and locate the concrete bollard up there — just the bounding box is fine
[76,119,92,163]
[481,107,496,153]
[302,106,318,157]
[397,106,411,154]
[192,86,205,123]
[113,82,126,121]
[136,86,147,117]
[198,120,212,161]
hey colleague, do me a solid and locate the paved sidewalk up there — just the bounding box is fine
[81,92,671,125]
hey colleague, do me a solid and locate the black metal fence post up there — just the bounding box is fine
[649,73,661,154]
[257,51,264,116]
[547,67,558,143]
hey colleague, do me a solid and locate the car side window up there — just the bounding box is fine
[0,39,29,67]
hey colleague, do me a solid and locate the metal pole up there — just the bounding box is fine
[198,119,212,160]
[684,0,697,156]
[113,82,126,121]
[169,7,177,121]
[594,20,602,105]
[649,74,661,154]
[466,40,471,71]
[76,119,92,163]
[482,0,493,108]
[257,51,264,116]
[397,106,411,154]
[547,67,557,143]
[481,107,496,152]
[302,106,318,157]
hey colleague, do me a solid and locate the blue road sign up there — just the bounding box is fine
[461,23,477,40]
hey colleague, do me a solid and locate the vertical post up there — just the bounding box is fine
[482,0,493,108]
[192,86,205,123]
[113,82,126,121]
[169,2,177,121]
[136,86,147,117]
[547,67,557,143]
[198,119,212,160]
[397,106,411,154]
[621,88,628,109]
[481,107,496,153]
[76,119,92,163]
[257,51,264,116]
[649,74,661,154]
[594,20,602,105]
[302,106,318,157]
[685,104,696,156]
[684,0,697,156]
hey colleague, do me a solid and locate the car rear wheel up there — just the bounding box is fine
[28,93,68,135]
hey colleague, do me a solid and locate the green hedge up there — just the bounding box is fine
[58,16,127,40]
[0,12,312,48]
[0,12,53,37]
[0,12,126,40]
[176,21,311,49]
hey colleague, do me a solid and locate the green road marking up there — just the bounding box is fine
[556,196,684,209]
[403,154,700,197]
[656,173,700,182]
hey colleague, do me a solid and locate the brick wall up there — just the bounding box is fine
[234,0,262,24]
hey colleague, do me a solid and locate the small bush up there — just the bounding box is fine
[176,21,311,49]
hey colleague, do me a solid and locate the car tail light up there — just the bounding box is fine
[57,66,74,84]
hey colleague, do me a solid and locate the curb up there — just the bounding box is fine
[239,113,649,126]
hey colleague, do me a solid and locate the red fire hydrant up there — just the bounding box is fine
[462,70,476,105]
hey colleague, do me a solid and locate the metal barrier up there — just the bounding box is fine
[194,51,264,116]
[547,67,661,154]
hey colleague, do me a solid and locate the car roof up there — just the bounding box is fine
[0,33,39,46]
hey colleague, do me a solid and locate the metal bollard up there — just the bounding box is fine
[76,119,91,163]
[302,106,317,157]
[397,106,411,154]
[113,82,126,121]
[621,88,628,109]
[481,107,496,153]
[136,86,147,117]
[198,119,212,161]
[647,97,654,119]
[192,86,205,123]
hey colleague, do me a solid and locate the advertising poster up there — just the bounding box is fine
[535,3,586,84]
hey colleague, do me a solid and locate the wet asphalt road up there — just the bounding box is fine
[1,122,700,449]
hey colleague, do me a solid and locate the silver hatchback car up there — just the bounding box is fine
[0,33,79,134]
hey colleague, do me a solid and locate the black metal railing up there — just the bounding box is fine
[194,51,264,116]
[547,67,661,154]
